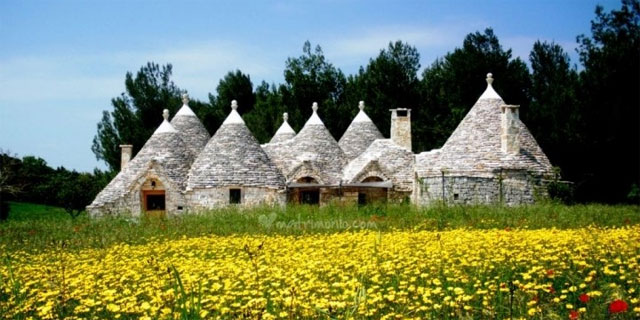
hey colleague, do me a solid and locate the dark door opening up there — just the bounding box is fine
[300,190,320,205]
[229,189,242,204]
[146,194,165,210]
[358,193,367,205]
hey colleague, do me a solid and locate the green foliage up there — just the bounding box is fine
[281,41,347,136]
[574,0,640,202]
[244,82,286,143]
[92,63,184,171]
[0,150,22,221]
[0,151,112,220]
[86,2,638,204]
[345,41,421,143]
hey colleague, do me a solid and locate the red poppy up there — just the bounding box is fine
[569,310,579,320]
[548,286,556,294]
[546,269,554,276]
[608,299,628,313]
[579,293,590,303]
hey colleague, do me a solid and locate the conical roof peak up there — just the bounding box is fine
[478,73,503,100]
[304,102,324,126]
[175,94,197,117]
[188,99,284,189]
[154,109,178,134]
[339,101,384,160]
[154,119,178,134]
[222,100,245,124]
[352,101,374,123]
[170,96,210,156]
[418,74,552,176]
[270,112,296,143]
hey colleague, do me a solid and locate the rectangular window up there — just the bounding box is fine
[230,188,241,204]
[396,110,408,117]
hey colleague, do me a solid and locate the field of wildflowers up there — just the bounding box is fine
[1,221,639,319]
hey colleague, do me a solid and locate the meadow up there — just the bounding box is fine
[1,202,639,319]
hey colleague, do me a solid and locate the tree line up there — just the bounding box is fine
[92,1,639,204]
[0,151,114,220]
[1,1,637,219]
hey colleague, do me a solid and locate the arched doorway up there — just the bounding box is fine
[141,178,166,217]
[297,176,320,205]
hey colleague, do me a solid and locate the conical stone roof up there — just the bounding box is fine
[89,110,194,208]
[416,73,553,177]
[187,101,285,189]
[170,94,210,157]
[269,112,296,143]
[264,102,347,185]
[339,101,384,161]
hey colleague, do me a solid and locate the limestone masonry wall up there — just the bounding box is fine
[416,170,548,206]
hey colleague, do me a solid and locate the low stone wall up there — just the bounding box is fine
[87,187,186,217]
[186,187,286,210]
[415,171,548,206]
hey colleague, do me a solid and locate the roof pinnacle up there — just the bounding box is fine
[283,112,289,121]
[358,101,365,111]
[486,73,494,85]
[182,93,190,105]
[163,109,169,120]
[312,102,318,112]
[231,100,238,110]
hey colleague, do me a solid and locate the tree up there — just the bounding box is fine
[420,28,531,151]
[575,0,640,202]
[201,70,257,135]
[211,70,256,114]
[281,41,347,136]
[244,82,286,143]
[55,171,101,219]
[344,41,421,144]
[92,63,184,171]
[527,41,581,181]
[0,150,22,221]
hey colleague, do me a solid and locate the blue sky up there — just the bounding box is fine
[0,0,618,172]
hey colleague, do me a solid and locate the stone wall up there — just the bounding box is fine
[415,170,548,206]
[187,187,286,210]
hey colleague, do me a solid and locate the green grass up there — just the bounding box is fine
[1,201,638,252]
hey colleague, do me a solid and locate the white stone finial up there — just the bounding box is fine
[182,93,189,105]
[312,102,318,112]
[486,73,494,85]
[358,101,365,111]
[231,100,238,110]
[283,112,289,121]
[162,109,169,120]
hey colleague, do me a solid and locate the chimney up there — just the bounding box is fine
[120,144,133,170]
[500,105,520,155]
[390,108,412,150]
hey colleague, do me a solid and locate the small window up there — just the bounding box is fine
[453,193,459,200]
[177,206,183,210]
[230,189,242,204]
[358,193,367,206]
[396,110,408,117]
